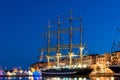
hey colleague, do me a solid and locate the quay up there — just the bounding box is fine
[89,73,120,77]
[89,73,114,77]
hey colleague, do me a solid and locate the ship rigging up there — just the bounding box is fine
[38,12,93,76]
[40,14,87,68]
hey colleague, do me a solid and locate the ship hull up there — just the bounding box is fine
[42,68,77,76]
[42,68,93,76]
[109,65,120,73]
[74,68,93,75]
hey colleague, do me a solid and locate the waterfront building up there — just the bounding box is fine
[96,53,110,65]
[83,54,98,65]
[110,51,120,65]
[94,53,112,73]
[108,51,120,73]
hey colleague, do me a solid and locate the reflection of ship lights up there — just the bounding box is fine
[74,78,77,80]
[63,78,69,80]
[78,78,82,80]
[51,77,61,80]
[96,78,99,80]
[83,78,87,80]
[111,77,114,80]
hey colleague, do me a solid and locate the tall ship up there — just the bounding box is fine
[109,27,120,73]
[38,12,93,76]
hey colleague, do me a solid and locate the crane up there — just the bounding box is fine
[111,27,120,53]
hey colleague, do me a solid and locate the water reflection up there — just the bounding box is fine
[90,77,114,80]
[43,77,120,80]
[28,76,34,80]
[0,76,120,80]
[44,77,89,80]
[5,77,25,80]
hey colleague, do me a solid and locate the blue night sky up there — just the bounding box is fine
[0,0,120,69]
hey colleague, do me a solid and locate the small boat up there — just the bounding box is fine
[108,51,120,74]
[109,65,120,73]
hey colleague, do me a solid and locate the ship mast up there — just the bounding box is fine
[79,18,84,65]
[57,16,60,54]
[69,11,74,68]
[56,16,61,68]
[46,20,51,68]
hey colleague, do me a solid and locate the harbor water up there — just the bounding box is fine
[0,76,119,80]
